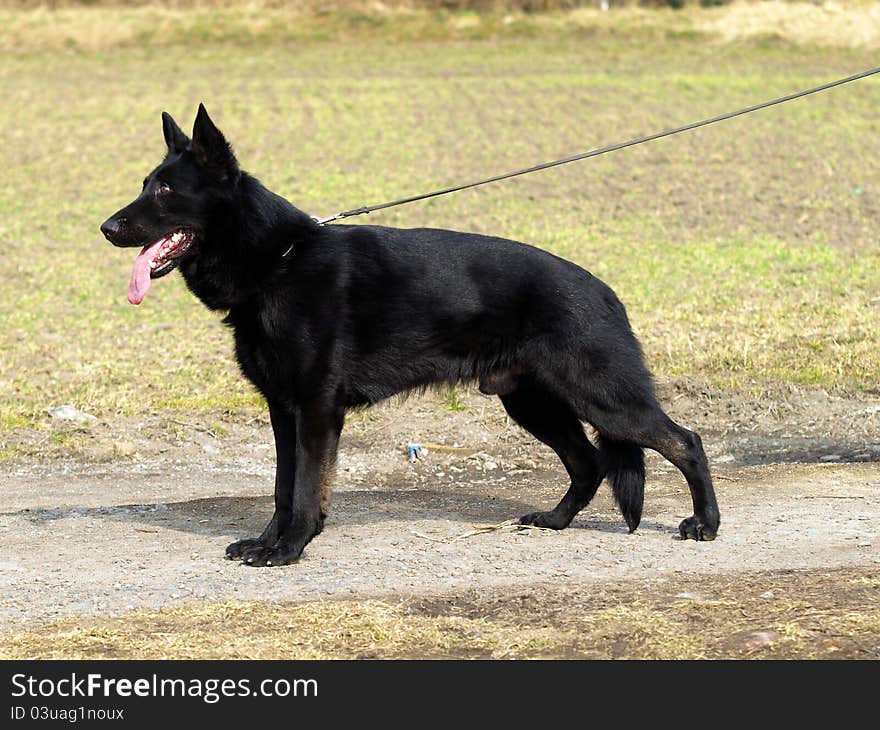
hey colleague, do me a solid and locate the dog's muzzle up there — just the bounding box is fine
[100,217,124,245]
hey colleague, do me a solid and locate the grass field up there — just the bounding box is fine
[1,2,879,434]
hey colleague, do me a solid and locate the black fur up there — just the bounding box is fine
[101,105,721,567]
[600,437,646,533]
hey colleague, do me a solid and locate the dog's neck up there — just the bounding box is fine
[180,172,318,310]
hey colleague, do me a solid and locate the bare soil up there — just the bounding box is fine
[1,381,878,658]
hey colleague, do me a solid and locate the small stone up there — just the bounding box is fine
[113,441,138,457]
[742,629,780,649]
[46,405,97,424]
[674,592,705,601]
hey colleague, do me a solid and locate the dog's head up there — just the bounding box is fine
[100,104,240,305]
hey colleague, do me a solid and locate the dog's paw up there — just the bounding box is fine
[225,537,265,560]
[238,543,304,568]
[519,510,570,531]
[678,515,719,541]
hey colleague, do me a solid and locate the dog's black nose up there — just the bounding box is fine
[100,217,122,242]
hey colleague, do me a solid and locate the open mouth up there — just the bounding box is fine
[128,228,194,305]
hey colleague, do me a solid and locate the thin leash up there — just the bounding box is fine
[287,65,880,254]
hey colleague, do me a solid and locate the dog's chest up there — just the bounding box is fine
[228,301,309,399]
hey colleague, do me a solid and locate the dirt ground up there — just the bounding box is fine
[1,381,878,657]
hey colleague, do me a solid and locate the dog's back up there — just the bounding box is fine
[293,224,649,409]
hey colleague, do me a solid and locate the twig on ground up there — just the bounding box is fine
[411,519,556,544]
[168,419,218,439]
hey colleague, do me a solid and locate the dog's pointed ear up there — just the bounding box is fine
[162,111,189,154]
[191,103,239,182]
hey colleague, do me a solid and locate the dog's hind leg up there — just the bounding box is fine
[650,418,719,541]
[500,387,605,530]
[591,403,720,541]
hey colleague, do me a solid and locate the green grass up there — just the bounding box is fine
[442,385,467,412]
[1,6,878,432]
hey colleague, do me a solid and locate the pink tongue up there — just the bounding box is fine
[128,240,165,305]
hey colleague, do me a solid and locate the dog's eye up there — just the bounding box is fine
[156,182,172,196]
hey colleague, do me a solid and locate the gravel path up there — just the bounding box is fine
[2,431,878,630]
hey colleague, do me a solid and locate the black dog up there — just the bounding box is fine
[101,105,720,567]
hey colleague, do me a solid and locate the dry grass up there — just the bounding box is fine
[4,2,880,51]
[0,600,561,660]
[0,1,690,8]
[697,1,880,48]
[2,567,878,659]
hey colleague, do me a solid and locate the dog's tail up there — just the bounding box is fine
[599,437,645,533]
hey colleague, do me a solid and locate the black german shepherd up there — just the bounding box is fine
[101,105,720,567]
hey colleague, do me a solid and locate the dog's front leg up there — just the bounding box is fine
[236,397,344,567]
[226,400,297,561]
